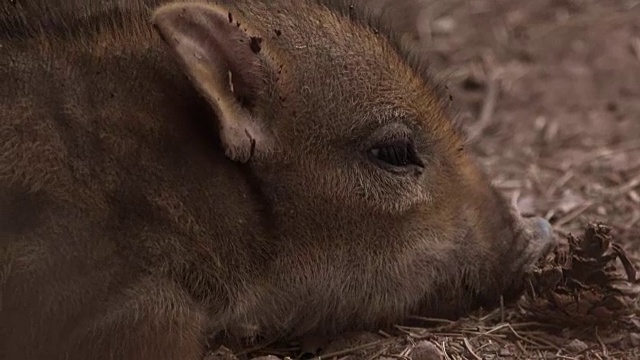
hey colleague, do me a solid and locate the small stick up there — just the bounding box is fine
[406,316,455,324]
[365,346,389,360]
[576,139,640,166]
[603,172,640,197]
[312,338,395,360]
[462,338,482,360]
[594,327,609,358]
[546,171,574,197]
[632,37,640,63]
[625,212,640,230]
[466,65,500,144]
[554,201,594,227]
[530,8,640,41]
[440,341,452,360]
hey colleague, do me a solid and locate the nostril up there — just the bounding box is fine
[532,217,553,242]
[516,216,558,269]
[526,217,559,258]
[520,216,556,246]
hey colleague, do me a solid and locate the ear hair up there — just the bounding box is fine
[152,2,273,163]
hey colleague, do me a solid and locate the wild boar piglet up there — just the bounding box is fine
[0,1,556,359]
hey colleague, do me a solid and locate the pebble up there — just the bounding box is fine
[565,339,589,353]
[411,341,444,360]
[432,16,456,35]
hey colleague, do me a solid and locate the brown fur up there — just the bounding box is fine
[0,1,555,359]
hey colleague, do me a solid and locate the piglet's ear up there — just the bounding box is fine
[152,2,271,163]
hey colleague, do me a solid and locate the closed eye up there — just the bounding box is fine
[369,139,424,170]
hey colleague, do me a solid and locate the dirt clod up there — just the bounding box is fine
[205,346,238,360]
[565,338,589,353]
[249,36,263,54]
[410,341,443,360]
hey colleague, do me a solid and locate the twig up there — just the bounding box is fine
[632,37,640,64]
[546,171,575,197]
[554,355,580,360]
[233,340,280,356]
[554,201,594,227]
[396,341,413,358]
[475,342,492,352]
[595,327,609,359]
[365,346,389,360]
[405,316,455,324]
[602,172,640,197]
[625,212,640,230]
[466,65,500,144]
[491,323,561,350]
[509,322,564,329]
[461,330,508,340]
[312,338,396,360]
[575,139,640,167]
[530,8,640,41]
[462,338,482,360]
[439,341,452,360]
[478,308,501,322]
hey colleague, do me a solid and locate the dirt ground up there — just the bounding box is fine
[214,1,640,359]
[425,0,640,250]
[432,0,640,357]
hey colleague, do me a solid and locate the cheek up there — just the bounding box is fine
[346,168,433,214]
[283,154,433,214]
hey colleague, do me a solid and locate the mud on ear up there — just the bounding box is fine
[151,2,272,163]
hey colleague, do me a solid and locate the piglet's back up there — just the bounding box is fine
[0,1,272,355]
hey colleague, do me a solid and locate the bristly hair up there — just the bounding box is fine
[313,0,464,136]
[0,0,462,135]
[0,0,163,41]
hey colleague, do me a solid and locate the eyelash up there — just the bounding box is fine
[369,140,424,169]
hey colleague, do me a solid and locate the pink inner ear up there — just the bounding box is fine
[154,4,266,109]
[197,9,265,109]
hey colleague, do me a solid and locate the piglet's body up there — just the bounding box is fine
[0,1,555,359]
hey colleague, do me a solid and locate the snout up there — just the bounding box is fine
[528,217,554,247]
[520,216,558,265]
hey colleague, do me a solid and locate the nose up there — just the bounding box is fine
[531,217,553,242]
[523,216,557,257]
